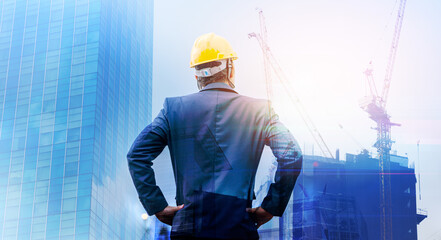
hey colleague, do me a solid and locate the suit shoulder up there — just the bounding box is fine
[163,92,199,103]
[236,94,271,106]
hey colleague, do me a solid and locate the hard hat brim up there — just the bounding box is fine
[190,55,238,68]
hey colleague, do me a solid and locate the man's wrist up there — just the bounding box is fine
[141,197,168,216]
[260,200,281,217]
[154,206,168,216]
[259,206,273,217]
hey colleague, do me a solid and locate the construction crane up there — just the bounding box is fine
[359,0,407,239]
[249,9,334,159]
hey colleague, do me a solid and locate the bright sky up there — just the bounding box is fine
[152,0,441,238]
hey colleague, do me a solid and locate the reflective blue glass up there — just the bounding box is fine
[0,0,153,238]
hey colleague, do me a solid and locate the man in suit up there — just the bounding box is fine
[127,33,303,239]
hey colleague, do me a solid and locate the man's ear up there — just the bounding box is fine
[230,65,235,79]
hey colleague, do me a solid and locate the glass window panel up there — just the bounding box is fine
[56,97,69,111]
[69,95,82,109]
[19,203,33,219]
[83,93,95,106]
[71,64,84,77]
[53,130,66,144]
[50,164,64,179]
[43,100,55,113]
[47,199,61,215]
[80,125,94,140]
[64,162,78,177]
[22,169,36,183]
[33,202,48,217]
[39,132,53,146]
[76,196,90,211]
[36,166,50,181]
[62,198,76,213]
[67,128,80,142]
[79,159,92,175]
[62,190,77,199]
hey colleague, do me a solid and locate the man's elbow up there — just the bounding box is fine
[293,149,302,162]
[127,149,133,159]
[279,149,302,170]
[127,147,137,166]
[127,139,139,162]
[292,149,303,165]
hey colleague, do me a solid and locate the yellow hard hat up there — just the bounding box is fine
[190,33,238,68]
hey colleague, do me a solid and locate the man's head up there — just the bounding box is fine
[194,59,235,90]
[190,33,238,90]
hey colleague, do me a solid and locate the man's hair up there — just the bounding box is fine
[195,61,228,87]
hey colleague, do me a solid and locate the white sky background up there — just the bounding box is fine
[151,0,441,238]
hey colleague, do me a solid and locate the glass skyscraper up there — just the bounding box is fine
[0,0,153,239]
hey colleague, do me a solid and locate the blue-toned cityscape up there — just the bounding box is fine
[0,0,153,239]
[1,0,439,239]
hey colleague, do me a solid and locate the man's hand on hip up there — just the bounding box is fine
[246,206,273,229]
[155,204,184,226]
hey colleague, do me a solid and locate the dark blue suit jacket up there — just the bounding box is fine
[127,83,302,239]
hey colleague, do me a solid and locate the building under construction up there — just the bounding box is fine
[249,2,419,238]
[257,152,427,240]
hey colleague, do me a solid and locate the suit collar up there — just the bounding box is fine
[199,82,238,94]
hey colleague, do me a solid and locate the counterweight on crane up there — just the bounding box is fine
[249,9,334,159]
[359,0,407,239]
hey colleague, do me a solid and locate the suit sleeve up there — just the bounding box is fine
[261,105,303,216]
[127,100,170,215]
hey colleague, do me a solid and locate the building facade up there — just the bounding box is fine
[257,152,426,239]
[0,0,153,239]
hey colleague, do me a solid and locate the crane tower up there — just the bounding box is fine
[359,0,407,239]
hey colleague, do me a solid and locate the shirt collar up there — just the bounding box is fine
[199,82,238,94]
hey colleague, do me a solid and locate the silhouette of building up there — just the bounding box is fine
[258,152,427,239]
